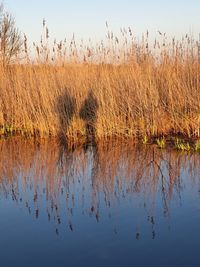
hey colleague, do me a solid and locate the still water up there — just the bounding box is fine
[0,139,200,267]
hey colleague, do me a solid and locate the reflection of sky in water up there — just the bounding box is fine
[0,139,200,266]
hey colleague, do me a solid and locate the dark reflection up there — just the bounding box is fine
[80,89,99,147]
[0,138,200,241]
[57,89,76,147]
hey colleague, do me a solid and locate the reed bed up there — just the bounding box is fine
[0,24,200,144]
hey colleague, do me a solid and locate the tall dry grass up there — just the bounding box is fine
[0,24,200,143]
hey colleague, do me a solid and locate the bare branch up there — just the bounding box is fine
[0,4,22,65]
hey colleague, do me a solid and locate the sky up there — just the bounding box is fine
[3,0,200,44]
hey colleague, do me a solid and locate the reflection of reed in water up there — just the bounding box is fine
[0,138,200,237]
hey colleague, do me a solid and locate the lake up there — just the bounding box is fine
[0,138,200,267]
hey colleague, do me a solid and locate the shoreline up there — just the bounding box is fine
[0,131,200,153]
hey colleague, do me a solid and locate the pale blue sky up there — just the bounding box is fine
[4,0,200,43]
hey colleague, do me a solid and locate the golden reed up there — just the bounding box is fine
[0,25,200,144]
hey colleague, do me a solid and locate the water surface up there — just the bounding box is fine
[0,139,200,266]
